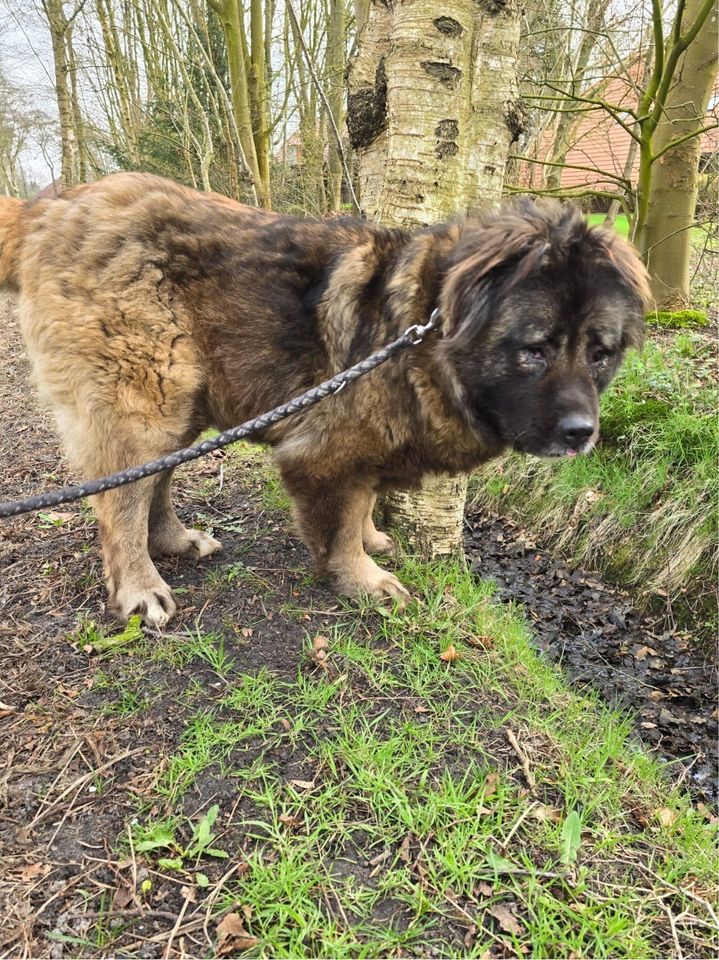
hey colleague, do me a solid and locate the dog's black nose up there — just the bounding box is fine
[558,413,594,449]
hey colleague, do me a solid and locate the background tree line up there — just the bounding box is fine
[0,0,715,306]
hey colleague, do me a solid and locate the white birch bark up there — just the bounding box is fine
[349,0,523,557]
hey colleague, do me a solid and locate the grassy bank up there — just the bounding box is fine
[469,330,717,626]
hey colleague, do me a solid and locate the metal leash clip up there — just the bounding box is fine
[404,308,442,345]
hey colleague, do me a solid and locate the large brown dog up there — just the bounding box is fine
[0,174,649,627]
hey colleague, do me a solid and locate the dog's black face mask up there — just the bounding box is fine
[437,201,647,459]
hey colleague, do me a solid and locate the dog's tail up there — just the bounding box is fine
[0,195,27,290]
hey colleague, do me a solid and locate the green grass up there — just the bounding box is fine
[586,214,716,252]
[120,560,717,958]
[587,213,630,237]
[469,332,717,620]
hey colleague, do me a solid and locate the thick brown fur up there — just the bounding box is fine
[0,174,649,626]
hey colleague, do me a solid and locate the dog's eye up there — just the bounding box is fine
[523,346,546,365]
[591,347,612,366]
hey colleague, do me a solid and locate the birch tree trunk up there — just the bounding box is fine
[348,0,523,557]
[640,0,718,308]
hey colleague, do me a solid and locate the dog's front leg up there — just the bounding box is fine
[283,475,409,606]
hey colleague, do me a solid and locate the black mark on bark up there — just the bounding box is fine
[347,58,388,150]
[435,119,459,139]
[478,0,508,14]
[420,61,462,88]
[433,16,464,36]
[436,141,459,159]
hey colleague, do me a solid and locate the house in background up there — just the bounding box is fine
[517,62,718,206]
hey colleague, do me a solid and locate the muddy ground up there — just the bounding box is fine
[0,291,716,956]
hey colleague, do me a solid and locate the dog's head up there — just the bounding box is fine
[436,199,649,458]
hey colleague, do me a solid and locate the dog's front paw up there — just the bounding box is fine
[113,581,177,629]
[369,570,410,607]
[333,556,410,609]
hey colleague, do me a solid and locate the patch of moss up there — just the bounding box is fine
[646,309,709,329]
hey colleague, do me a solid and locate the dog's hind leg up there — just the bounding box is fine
[283,475,409,606]
[362,493,395,556]
[148,468,222,560]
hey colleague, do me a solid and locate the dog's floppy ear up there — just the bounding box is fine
[591,227,650,350]
[439,205,551,344]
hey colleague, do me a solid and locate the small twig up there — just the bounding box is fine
[68,908,179,922]
[28,747,143,828]
[504,728,536,792]
[202,862,244,949]
[163,887,194,959]
[661,901,684,959]
[501,800,539,849]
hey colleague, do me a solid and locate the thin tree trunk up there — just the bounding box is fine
[640,0,718,308]
[42,0,84,189]
[326,0,346,211]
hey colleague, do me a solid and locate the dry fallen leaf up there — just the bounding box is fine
[19,863,49,883]
[440,644,460,662]
[532,804,562,823]
[112,882,135,910]
[655,807,678,828]
[467,635,494,650]
[398,833,412,863]
[483,772,500,798]
[279,813,302,828]
[312,635,329,652]
[475,881,493,898]
[488,903,524,937]
[289,779,315,790]
[216,912,260,956]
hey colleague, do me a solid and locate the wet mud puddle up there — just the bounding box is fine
[464,511,718,807]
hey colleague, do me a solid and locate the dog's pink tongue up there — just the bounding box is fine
[566,450,577,458]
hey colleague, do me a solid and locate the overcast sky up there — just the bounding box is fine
[1,1,60,184]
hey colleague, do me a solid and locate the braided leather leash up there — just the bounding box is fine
[0,310,440,520]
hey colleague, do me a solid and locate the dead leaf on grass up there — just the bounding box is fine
[488,903,524,937]
[467,635,494,650]
[532,804,562,823]
[19,863,49,882]
[654,807,678,827]
[440,644,460,662]
[474,881,493,898]
[398,833,412,863]
[483,772,500,798]
[215,912,260,956]
[289,779,315,790]
[279,813,302,828]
